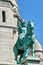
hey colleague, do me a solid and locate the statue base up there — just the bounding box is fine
[20,56,41,65]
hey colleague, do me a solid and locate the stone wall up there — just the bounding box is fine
[0,27,14,63]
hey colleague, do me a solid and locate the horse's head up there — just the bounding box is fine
[27,20,34,35]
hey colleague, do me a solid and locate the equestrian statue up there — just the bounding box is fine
[13,20,36,64]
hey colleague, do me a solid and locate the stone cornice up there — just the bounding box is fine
[14,15,23,22]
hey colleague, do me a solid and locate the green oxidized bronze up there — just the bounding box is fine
[13,20,35,64]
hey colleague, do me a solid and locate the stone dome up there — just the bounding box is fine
[34,40,42,58]
[34,40,42,51]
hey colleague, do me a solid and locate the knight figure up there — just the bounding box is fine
[13,20,36,64]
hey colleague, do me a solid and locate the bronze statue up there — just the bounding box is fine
[13,20,35,64]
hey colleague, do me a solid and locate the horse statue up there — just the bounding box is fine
[13,20,35,64]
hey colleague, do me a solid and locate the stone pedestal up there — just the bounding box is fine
[21,57,41,65]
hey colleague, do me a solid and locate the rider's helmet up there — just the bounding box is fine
[28,20,34,29]
[29,20,34,27]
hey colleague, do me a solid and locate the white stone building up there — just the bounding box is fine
[0,0,19,64]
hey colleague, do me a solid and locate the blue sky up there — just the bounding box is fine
[17,0,43,49]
